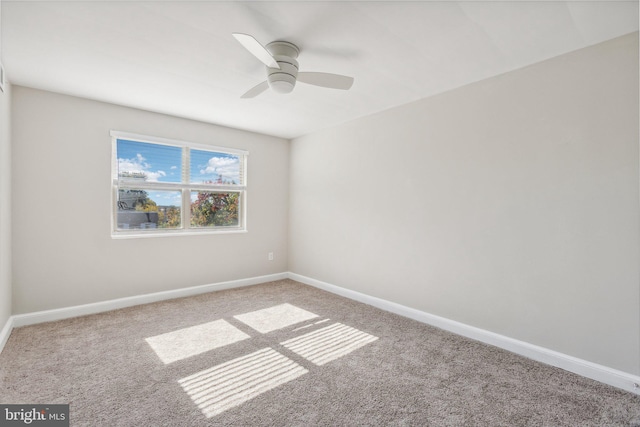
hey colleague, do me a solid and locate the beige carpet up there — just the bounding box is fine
[1,279,639,426]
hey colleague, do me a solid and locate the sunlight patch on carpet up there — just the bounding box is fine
[234,303,319,333]
[281,322,378,366]
[293,318,331,331]
[145,319,250,364]
[178,347,308,418]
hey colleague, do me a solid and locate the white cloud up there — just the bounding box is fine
[146,171,166,182]
[118,154,166,182]
[199,157,240,180]
[170,166,178,170]
[118,154,149,173]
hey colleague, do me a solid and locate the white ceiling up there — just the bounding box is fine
[1,1,638,139]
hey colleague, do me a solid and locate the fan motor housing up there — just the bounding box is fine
[266,41,300,94]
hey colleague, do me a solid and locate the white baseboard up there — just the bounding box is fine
[288,272,640,396]
[10,272,288,328]
[0,315,13,354]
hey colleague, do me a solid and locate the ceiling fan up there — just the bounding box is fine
[233,33,355,98]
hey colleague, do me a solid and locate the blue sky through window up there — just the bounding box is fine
[117,140,241,185]
[117,139,242,207]
[117,139,182,183]
[190,149,241,185]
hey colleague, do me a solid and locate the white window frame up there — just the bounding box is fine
[110,131,248,238]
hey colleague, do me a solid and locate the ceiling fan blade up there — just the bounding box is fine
[232,33,280,69]
[241,81,270,99]
[297,72,354,90]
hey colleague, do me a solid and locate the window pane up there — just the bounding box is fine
[117,139,182,183]
[112,132,248,236]
[117,188,181,230]
[190,150,242,185]
[190,192,240,228]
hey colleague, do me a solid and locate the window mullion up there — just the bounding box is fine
[187,184,246,192]
[183,146,190,230]
[117,181,184,191]
[182,189,190,230]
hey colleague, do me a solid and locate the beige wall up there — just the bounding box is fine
[289,33,640,374]
[0,79,11,329]
[0,0,11,331]
[11,87,289,313]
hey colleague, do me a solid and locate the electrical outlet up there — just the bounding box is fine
[268,252,274,261]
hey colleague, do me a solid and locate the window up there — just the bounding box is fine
[111,131,247,237]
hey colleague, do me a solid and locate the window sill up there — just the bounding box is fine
[111,228,248,239]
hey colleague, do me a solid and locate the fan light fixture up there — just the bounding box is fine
[232,33,354,98]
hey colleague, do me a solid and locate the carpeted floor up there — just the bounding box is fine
[1,279,639,426]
